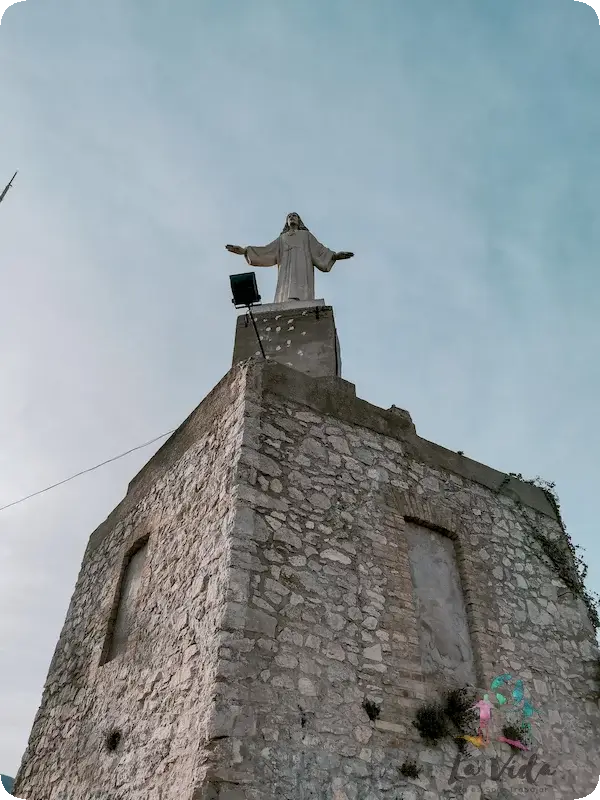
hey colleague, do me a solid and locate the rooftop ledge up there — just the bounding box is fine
[86,359,557,556]
[259,360,557,521]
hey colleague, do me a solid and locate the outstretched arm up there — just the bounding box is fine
[244,238,280,267]
[226,241,279,267]
[309,231,354,273]
[226,244,247,256]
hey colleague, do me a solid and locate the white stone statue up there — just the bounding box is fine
[226,212,353,304]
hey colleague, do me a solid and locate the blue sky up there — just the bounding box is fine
[0,0,599,777]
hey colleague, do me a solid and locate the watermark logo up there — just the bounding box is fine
[457,673,542,752]
[449,673,553,791]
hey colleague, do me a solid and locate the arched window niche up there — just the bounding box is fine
[403,516,477,689]
[100,536,149,665]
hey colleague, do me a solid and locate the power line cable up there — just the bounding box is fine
[0,428,176,513]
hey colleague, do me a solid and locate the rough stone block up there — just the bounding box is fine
[232,304,341,378]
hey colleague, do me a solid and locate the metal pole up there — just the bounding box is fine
[247,305,266,359]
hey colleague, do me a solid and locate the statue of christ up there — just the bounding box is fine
[226,212,353,304]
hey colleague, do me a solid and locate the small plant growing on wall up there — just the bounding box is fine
[502,723,531,751]
[443,687,477,735]
[363,698,381,721]
[413,687,478,749]
[398,760,420,779]
[412,701,450,744]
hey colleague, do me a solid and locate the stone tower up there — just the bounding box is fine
[14,295,600,800]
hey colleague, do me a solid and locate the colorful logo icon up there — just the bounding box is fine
[458,673,541,751]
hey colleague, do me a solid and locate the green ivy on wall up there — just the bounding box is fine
[496,473,599,630]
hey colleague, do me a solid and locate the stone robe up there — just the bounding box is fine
[244,228,336,303]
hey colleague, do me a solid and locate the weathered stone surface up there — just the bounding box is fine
[16,363,256,800]
[404,522,476,687]
[232,304,342,379]
[14,360,600,800]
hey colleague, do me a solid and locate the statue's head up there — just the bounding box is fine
[281,212,308,234]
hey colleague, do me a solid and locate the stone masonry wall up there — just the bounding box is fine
[207,365,600,800]
[14,359,600,800]
[14,364,257,800]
